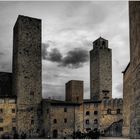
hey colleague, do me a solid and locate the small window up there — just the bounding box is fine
[107,109,111,114]
[0,118,3,123]
[117,109,121,114]
[94,119,98,124]
[94,111,98,115]
[86,111,90,115]
[12,127,16,131]
[12,118,16,123]
[47,108,49,114]
[0,127,3,131]
[31,120,34,125]
[30,91,34,96]
[0,109,3,113]
[54,119,57,124]
[86,119,89,124]
[64,108,67,112]
[76,96,79,102]
[64,118,67,123]
[12,109,15,113]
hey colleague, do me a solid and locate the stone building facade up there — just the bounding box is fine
[0,97,16,137]
[122,1,140,138]
[0,15,123,138]
[42,37,123,138]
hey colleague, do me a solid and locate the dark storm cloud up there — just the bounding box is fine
[42,44,89,69]
[47,48,62,62]
[59,48,88,69]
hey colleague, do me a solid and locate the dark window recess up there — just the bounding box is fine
[86,119,89,124]
[30,91,34,96]
[12,118,16,123]
[0,118,3,123]
[0,109,3,113]
[64,118,67,123]
[86,111,90,115]
[64,108,67,112]
[12,109,15,113]
[47,109,49,114]
[94,119,98,124]
[86,128,91,132]
[117,109,121,114]
[0,127,3,131]
[107,109,111,114]
[76,96,79,102]
[94,111,98,115]
[31,120,34,125]
[24,76,29,79]
[54,119,57,124]
[12,127,16,131]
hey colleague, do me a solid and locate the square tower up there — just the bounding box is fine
[65,80,83,103]
[90,37,112,100]
[12,15,42,137]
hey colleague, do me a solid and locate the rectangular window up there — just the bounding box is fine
[64,118,67,123]
[12,127,16,131]
[0,109,3,113]
[31,120,34,125]
[12,109,15,113]
[64,108,67,112]
[0,118,3,123]
[12,118,16,123]
[30,91,34,96]
[0,127,3,131]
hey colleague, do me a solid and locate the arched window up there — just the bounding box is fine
[53,129,58,138]
[86,119,89,124]
[94,111,98,115]
[94,119,98,124]
[86,111,90,115]
[53,119,57,124]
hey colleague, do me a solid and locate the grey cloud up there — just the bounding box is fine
[47,48,62,62]
[0,52,4,56]
[59,48,88,68]
[42,44,89,69]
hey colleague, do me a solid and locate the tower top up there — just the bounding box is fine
[93,37,108,49]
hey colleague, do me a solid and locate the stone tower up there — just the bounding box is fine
[12,15,42,137]
[90,37,112,100]
[129,1,140,138]
[65,80,83,103]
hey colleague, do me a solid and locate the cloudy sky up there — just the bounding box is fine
[0,1,129,100]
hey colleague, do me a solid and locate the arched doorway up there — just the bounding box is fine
[53,129,58,138]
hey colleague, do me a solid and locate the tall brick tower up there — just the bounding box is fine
[90,37,112,100]
[129,1,140,138]
[12,15,42,137]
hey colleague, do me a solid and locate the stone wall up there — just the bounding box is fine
[100,98,123,135]
[127,2,140,138]
[122,63,132,137]
[43,100,82,139]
